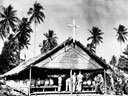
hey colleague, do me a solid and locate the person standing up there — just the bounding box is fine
[77,71,83,92]
[72,72,77,92]
[49,78,54,86]
[110,74,116,92]
[37,78,41,87]
[58,74,62,91]
[66,77,71,91]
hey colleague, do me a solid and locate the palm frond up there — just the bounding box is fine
[87,26,103,49]
[41,29,58,53]
[27,8,33,15]
[27,2,45,24]
[115,24,128,43]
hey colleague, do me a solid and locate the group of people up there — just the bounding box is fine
[65,71,83,92]
[32,72,106,93]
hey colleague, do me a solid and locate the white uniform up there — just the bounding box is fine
[66,78,71,91]
[77,73,83,91]
[72,74,77,92]
[110,75,115,91]
[58,76,62,91]
[49,78,54,86]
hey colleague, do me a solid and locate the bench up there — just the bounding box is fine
[83,85,95,91]
[31,85,59,92]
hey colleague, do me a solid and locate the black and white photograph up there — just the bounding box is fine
[0,0,128,96]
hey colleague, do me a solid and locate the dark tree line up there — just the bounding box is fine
[0,1,45,74]
[0,1,59,74]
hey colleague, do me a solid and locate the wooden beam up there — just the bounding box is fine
[64,43,66,52]
[50,56,53,61]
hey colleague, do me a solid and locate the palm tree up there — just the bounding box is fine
[123,45,128,57]
[16,17,33,50]
[118,56,126,70]
[0,5,19,39]
[40,40,47,53]
[114,24,128,54]
[27,1,45,56]
[0,27,6,40]
[40,29,58,54]
[87,27,103,52]
[110,55,117,68]
[0,34,19,73]
[15,17,33,60]
[86,43,96,53]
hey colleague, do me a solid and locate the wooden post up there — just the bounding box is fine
[70,69,72,94]
[29,66,32,96]
[104,69,107,94]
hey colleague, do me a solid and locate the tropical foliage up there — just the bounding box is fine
[117,45,128,72]
[0,34,19,73]
[0,5,20,74]
[86,43,96,53]
[27,1,45,56]
[15,17,33,50]
[114,24,128,43]
[114,24,128,54]
[110,55,117,67]
[27,1,45,24]
[87,27,103,53]
[123,45,128,57]
[0,6,33,73]
[0,5,19,39]
[40,29,58,54]
[1,3,128,95]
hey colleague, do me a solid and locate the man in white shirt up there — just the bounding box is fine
[77,71,83,91]
[72,72,77,92]
[58,75,62,91]
[66,78,71,91]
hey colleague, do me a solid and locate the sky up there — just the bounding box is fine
[1,0,128,63]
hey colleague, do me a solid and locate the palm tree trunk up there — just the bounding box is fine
[18,51,20,64]
[120,42,122,55]
[33,23,36,57]
[18,42,20,64]
[0,39,2,53]
[118,42,122,75]
[95,44,96,54]
[24,48,26,60]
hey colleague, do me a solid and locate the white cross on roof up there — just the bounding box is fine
[68,19,80,42]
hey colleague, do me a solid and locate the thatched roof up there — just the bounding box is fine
[2,38,110,77]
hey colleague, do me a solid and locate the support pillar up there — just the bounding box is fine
[29,66,32,96]
[104,69,107,94]
[70,69,73,94]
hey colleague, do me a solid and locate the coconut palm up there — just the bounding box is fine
[86,43,96,53]
[40,40,47,53]
[0,34,19,73]
[110,55,117,67]
[16,17,33,50]
[114,24,128,54]
[15,17,33,60]
[0,5,19,39]
[0,27,6,40]
[87,27,103,52]
[123,45,128,57]
[118,56,126,69]
[40,29,58,54]
[27,1,45,56]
